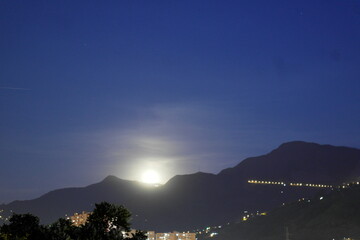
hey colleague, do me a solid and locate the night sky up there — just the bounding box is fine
[1,0,360,203]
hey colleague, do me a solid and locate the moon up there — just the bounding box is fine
[141,170,160,184]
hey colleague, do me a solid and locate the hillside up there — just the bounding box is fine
[204,185,360,240]
[0,141,359,231]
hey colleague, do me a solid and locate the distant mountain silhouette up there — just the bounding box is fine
[220,141,360,183]
[1,141,359,231]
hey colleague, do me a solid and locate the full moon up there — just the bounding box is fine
[141,170,160,184]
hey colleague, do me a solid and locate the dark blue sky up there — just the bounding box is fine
[1,0,359,203]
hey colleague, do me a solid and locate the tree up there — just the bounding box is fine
[127,230,147,240]
[88,202,131,232]
[46,218,76,240]
[0,213,44,240]
[81,202,133,240]
[0,202,146,240]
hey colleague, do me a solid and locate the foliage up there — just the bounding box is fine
[46,218,76,240]
[87,202,131,233]
[128,230,147,240]
[0,213,44,240]
[0,202,146,240]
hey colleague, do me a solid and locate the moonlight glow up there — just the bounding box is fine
[141,170,160,184]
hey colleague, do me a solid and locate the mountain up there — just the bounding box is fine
[202,184,360,240]
[219,141,360,183]
[0,141,359,232]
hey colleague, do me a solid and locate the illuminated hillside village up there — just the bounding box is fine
[65,211,196,240]
[64,210,228,239]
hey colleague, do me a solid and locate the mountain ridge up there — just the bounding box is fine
[1,141,359,231]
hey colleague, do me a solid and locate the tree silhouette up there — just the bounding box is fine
[0,202,146,240]
[0,213,44,240]
[46,218,76,240]
[82,202,132,240]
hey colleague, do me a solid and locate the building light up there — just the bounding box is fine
[210,233,218,237]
